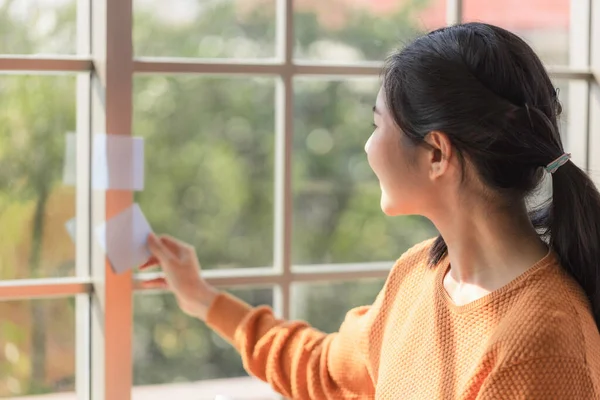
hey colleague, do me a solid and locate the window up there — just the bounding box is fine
[0,0,598,399]
[462,0,571,65]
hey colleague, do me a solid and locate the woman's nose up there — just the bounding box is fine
[364,134,373,154]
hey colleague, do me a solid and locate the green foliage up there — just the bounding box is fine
[134,1,277,58]
[133,287,273,383]
[292,78,436,264]
[0,0,76,54]
[294,0,430,60]
[134,75,276,269]
[292,279,385,333]
[0,76,75,206]
[0,0,439,395]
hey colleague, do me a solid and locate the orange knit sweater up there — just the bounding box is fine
[207,239,600,399]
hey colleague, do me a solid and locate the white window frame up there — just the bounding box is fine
[0,0,598,398]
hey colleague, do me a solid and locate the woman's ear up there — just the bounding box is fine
[424,131,452,179]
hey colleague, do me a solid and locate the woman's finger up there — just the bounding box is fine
[147,233,176,266]
[159,235,191,254]
[138,256,159,270]
[139,277,169,289]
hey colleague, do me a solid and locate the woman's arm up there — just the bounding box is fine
[206,292,376,399]
[141,234,379,399]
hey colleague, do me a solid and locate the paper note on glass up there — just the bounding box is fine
[65,217,76,243]
[95,203,153,274]
[62,132,77,186]
[92,134,145,191]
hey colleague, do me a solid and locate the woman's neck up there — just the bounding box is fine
[433,200,548,291]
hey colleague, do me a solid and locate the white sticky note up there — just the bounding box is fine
[94,203,153,274]
[62,132,77,186]
[65,217,76,243]
[92,134,145,191]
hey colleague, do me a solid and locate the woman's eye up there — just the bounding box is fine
[372,123,378,129]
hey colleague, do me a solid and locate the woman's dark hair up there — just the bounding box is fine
[382,22,600,327]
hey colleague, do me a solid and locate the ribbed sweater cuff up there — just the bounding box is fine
[206,292,253,347]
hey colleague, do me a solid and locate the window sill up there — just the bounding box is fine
[14,377,278,400]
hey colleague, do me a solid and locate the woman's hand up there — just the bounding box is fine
[139,233,219,320]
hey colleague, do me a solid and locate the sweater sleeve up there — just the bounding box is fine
[476,357,598,400]
[205,291,380,399]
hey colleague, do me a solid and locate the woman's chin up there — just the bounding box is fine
[380,194,401,216]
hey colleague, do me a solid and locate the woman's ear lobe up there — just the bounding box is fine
[430,152,446,179]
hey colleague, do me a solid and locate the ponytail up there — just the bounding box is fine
[545,162,600,326]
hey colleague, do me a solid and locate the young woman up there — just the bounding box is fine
[140,23,600,399]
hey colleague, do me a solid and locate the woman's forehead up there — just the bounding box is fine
[375,88,386,110]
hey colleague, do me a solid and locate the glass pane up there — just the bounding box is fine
[133,287,277,399]
[133,76,275,270]
[557,79,588,171]
[555,79,570,148]
[0,0,76,55]
[0,297,75,398]
[291,279,385,333]
[292,78,438,265]
[294,0,446,62]
[134,0,276,58]
[0,76,77,280]
[463,0,569,65]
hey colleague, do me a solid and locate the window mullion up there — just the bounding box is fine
[565,0,592,169]
[274,0,294,320]
[76,0,92,399]
[0,56,92,72]
[90,0,134,399]
[589,0,600,186]
[446,0,463,25]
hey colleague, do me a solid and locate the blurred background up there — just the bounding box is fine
[0,0,584,399]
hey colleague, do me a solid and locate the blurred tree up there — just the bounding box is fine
[292,279,386,333]
[0,1,76,395]
[0,0,438,396]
